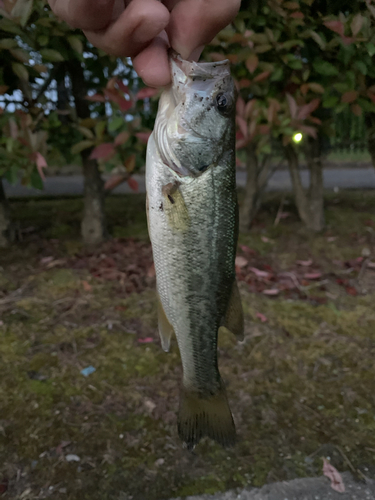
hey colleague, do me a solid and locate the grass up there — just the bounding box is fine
[1,191,375,499]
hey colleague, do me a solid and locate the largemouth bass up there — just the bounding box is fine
[146,51,243,448]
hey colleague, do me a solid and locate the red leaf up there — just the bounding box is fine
[299,125,317,139]
[236,115,248,138]
[246,54,259,74]
[135,131,151,143]
[104,174,128,191]
[138,337,154,343]
[235,256,248,268]
[253,71,271,83]
[341,90,358,103]
[236,95,246,117]
[297,98,320,120]
[286,93,298,118]
[322,458,345,493]
[351,103,362,116]
[114,131,129,146]
[35,152,47,181]
[127,177,138,192]
[136,87,158,100]
[346,286,358,296]
[290,11,304,19]
[117,80,130,94]
[86,93,105,102]
[256,312,268,322]
[238,78,252,89]
[118,98,133,112]
[324,20,345,36]
[89,143,115,160]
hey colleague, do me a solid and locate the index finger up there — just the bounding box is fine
[165,0,241,59]
[48,0,116,30]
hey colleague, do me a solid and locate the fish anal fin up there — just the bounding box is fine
[178,381,236,449]
[222,280,244,341]
[157,295,174,352]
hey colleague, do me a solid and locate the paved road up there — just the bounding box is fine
[3,168,375,198]
[170,472,375,500]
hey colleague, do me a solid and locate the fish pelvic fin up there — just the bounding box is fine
[178,381,236,449]
[222,280,244,341]
[157,294,174,352]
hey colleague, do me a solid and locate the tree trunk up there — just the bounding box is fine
[239,143,273,232]
[240,144,259,232]
[305,136,324,232]
[285,140,324,233]
[68,60,106,246]
[81,151,107,246]
[0,178,11,248]
[365,113,375,169]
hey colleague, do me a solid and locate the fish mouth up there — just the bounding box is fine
[168,49,231,81]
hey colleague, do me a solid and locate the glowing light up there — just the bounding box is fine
[293,132,303,143]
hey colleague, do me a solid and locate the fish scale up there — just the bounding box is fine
[146,51,243,448]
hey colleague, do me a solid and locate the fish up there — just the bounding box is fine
[145,51,243,449]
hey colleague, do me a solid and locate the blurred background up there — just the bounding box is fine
[1,0,375,499]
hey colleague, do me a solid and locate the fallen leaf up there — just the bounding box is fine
[256,312,268,322]
[304,272,322,280]
[235,256,248,268]
[297,259,313,267]
[261,236,273,243]
[82,280,92,292]
[250,267,271,278]
[262,289,280,295]
[346,286,358,296]
[40,256,54,265]
[138,337,153,344]
[147,263,156,278]
[322,458,345,493]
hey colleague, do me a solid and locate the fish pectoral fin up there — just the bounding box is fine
[146,192,150,235]
[222,280,244,341]
[178,380,236,449]
[162,182,190,232]
[157,295,174,352]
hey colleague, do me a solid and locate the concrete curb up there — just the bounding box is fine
[170,472,375,500]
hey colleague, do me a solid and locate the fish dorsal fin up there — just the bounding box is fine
[222,280,244,341]
[157,294,174,352]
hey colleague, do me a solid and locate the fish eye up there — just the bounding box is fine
[215,93,231,115]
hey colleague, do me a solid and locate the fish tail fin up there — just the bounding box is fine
[177,381,236,449]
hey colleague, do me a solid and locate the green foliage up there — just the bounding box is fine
[205,0,375,154]
[0,0,154,190]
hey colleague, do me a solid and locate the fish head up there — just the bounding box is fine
[156,52,236,177]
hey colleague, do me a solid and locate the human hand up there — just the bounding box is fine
[48,0,241,87]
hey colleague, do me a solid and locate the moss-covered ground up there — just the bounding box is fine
[1,191,375,499]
